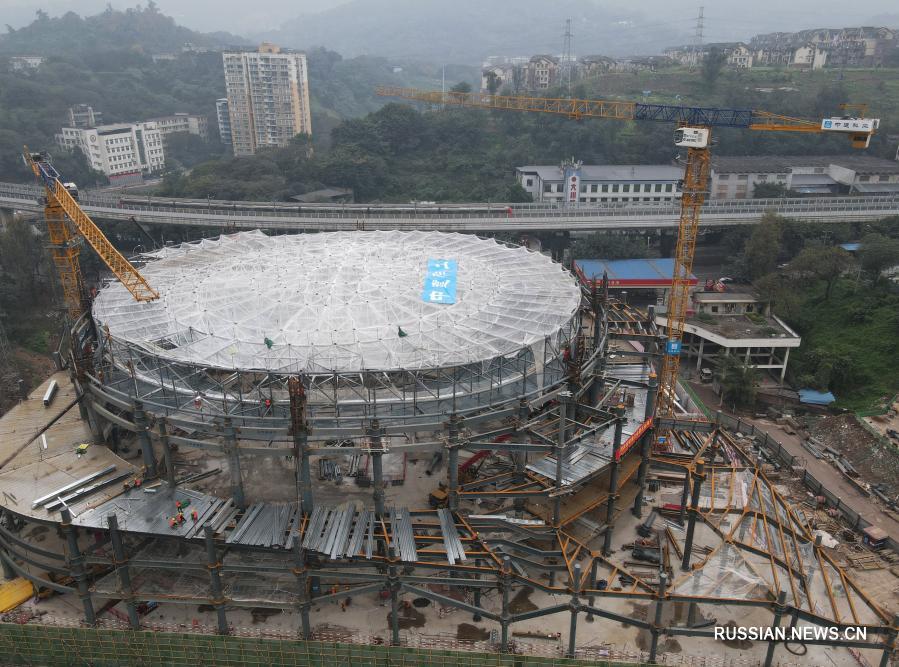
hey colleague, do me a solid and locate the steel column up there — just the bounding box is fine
[763,590,787,667]
[222,418,246,509]
[60,508,95,626]
[552,392,572,527]
[157,420,176,488]
[566,562,581,658]
[293,540,311,639]
[500,556,512,652]
[132,399,158,478]
[388,546,400,646]
[203,525,228,635]
[681,461,706,571]
[473,558,483,622]
[370,420,386,516]
[447,414,461,511]
[289,376,313,513]
[648,573,668,664]
[0,547,13,580]
[107,514,139,629]
[879,614,899,667]
[602,405,626,556]
[633,381,655,518]
[585,556,599,621]
[678,471,690,526]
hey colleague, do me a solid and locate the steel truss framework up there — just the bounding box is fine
[0,300,896,666]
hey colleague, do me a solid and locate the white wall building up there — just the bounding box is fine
[223,43,312,156]
[516,164,683,204]
[147,113,209,141]
[8,56,44,71]
[56,122,165,183]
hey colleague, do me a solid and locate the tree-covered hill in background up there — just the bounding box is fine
[0,3,247,56]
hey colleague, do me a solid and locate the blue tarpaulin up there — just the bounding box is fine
[799,389,835,405]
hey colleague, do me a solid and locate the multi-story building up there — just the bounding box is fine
[516,163,683,204]
[8,56,44,71]
[710,155,899,198]
[147,113,209,141]
[56,122,165,184]
[216,99,232,146]
[67,104,103,129]
[525,55,559,91]
[222,43,312,156]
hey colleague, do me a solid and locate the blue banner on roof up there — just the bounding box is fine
[422,259,458,304]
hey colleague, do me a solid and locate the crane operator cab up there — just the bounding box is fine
[62,182,79,201]
[673,127,710,149]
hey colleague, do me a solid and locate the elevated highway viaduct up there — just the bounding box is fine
[1,182,898,233]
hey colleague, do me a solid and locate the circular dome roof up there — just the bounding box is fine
[92,230,581,373]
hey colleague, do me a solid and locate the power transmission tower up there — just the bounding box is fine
[691,6,705,69]
[562,18,574,96]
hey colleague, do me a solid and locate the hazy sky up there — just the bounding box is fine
[6,0,899,41]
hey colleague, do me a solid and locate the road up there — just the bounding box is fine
[2,181,898,232]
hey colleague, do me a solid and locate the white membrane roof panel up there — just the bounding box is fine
[93,230,581,373]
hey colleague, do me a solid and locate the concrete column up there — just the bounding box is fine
[60,508,95,626]
[602,406,626,556]
[157,420,176,488]
[763,590,787,667]
[222,418,246,509]
[681,461,706,571]
[552,392,572,527]
[293,540,311,639]
[566,562,581,658]
[203,525,228,635]
[107,514,139,629]
[388,546,400,646]
[879,614,899,667]
[370,420,386,516]
[648,573,667,665]
[780,348,790,385]
[132,400,158,478]
[500,556,512,652]
[696,338,705,370]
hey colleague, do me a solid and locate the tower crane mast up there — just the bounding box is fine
[22,147,158,319]
[376,87,880,432]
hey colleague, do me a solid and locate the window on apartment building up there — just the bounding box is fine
[711,306,719,313]
[612,184,619,192]
[654,184,662,192]
[665,184,673,192]
[737,174,749,181]
[814,167,825,174]
[719,174,730,180]
[591,184,598,193]
[860,175,871,182]
[544,184,552,193]
[622,184,630,193]
[581,184,587,193]
[526,179,533,187]
[602,184,609,192]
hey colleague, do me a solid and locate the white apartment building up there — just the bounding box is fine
[148,113,208,141]
[516,164,683,204]
[56,122,165,183]
[222,43,312,156]
[216,99,232,145]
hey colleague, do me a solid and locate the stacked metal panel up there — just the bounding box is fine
[437,508,466,565]
[225,503,297,548]
[302,505,376,560]
[390,508,417,562]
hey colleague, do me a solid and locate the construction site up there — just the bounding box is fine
[0,95,898,667]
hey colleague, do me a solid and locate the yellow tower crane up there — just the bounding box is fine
[22,147,159,319]
[375,87,880,432]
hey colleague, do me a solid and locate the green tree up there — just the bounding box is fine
[701,47,727,89]
[715,353,758,409]
[787,245,853,300]
[570,233,654,259]
[742,213,784,281]
[858,233,899,287]
[450,81,472,93]
[484,71,500,95]
[508,183,532,203]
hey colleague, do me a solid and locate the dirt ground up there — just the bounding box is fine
[810,413,899,498]
[0,346,56,417]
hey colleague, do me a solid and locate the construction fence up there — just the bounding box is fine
[0,622,645,667]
